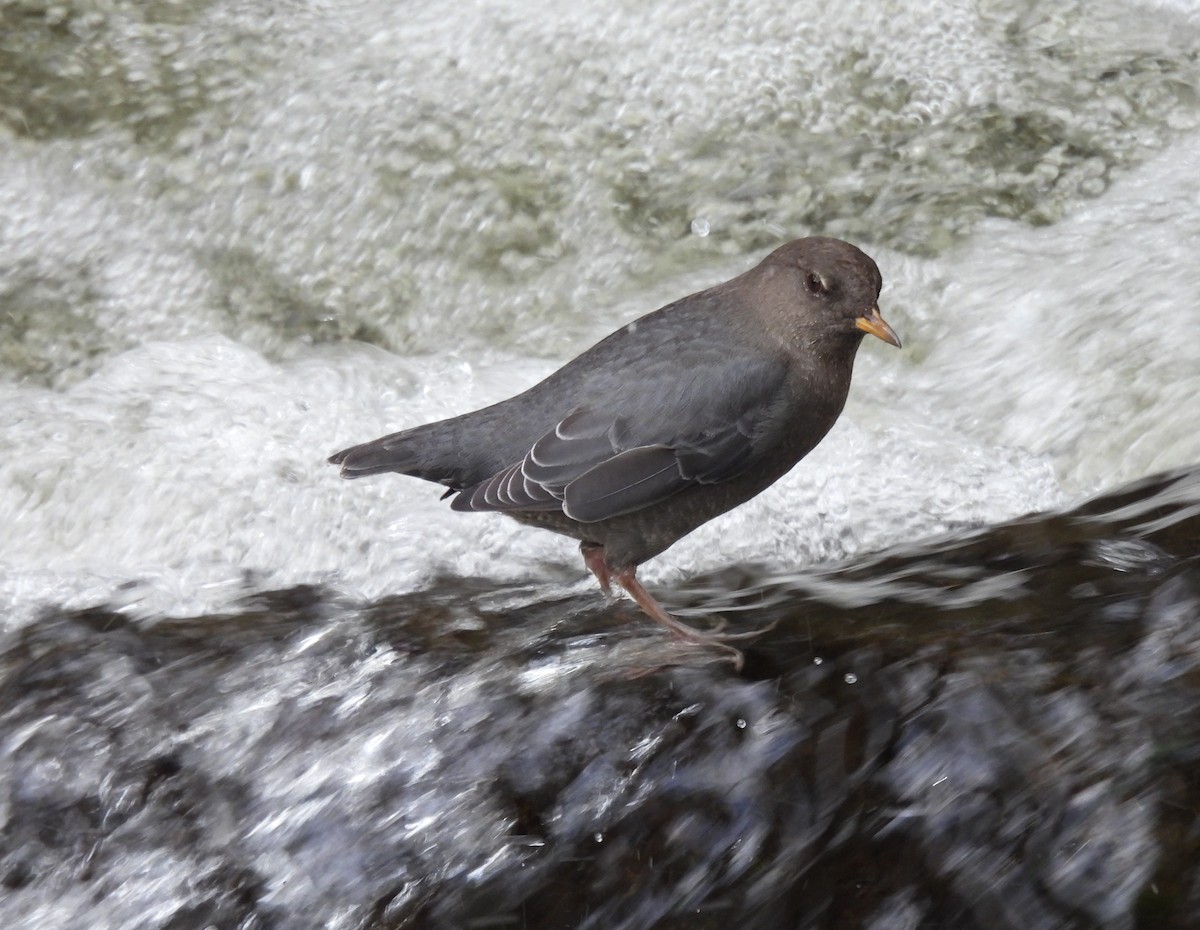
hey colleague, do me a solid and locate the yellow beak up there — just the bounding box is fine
[854,306,902,348]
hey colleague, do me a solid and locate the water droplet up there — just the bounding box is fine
[843,672,858,685]
[690,217,710,237]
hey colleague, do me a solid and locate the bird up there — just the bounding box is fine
[330,237,900,662]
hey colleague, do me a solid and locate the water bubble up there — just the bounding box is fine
[690,217,711,237]
[735,717,747,729]
[843,672,858,685]
[812,657,824,666]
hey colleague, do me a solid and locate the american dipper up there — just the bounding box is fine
[331,237,900,659]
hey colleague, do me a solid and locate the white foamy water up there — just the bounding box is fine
[2,0,1199,628]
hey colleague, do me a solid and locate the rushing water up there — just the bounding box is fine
[2,0,1199,927]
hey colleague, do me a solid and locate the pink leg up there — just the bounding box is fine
[613,566,749,671]
[580,542,612,597]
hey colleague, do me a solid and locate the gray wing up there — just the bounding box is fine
[449,354,791,523]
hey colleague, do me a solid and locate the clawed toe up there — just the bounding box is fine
[671,620,776,643]
[595,564,773,670]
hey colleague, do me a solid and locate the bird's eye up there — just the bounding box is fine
[805,272,830,295]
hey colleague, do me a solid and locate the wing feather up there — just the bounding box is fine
[562,447,682,522]
[450,353,791,522]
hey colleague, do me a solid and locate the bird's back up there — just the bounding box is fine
[333,281,766,491]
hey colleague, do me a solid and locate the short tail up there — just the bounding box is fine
[330,410,510,490]
[328,434,420,479]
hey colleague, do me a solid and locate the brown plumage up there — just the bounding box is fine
[330,237,900,662]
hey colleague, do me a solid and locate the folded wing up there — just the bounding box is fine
[450,354,791,523]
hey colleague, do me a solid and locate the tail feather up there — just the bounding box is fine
[330,403,534,489]
[329,434,421,479]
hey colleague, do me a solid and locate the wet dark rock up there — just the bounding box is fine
[1,466,1199,929]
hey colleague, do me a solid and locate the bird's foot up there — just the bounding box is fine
[663,615,779,642]
[611,566,780,672]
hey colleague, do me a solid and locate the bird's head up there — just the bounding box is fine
[759,237,901,352]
